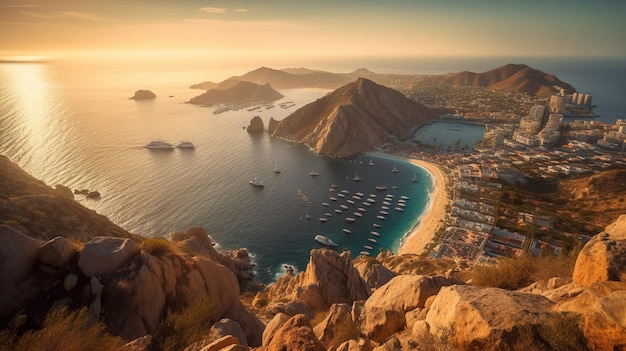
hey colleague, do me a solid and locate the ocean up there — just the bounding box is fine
[1,56,624,283]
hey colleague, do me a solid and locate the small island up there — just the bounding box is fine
[129,89,157,100]
[187,81,283,106]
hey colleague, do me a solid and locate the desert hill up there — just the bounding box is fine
[269,78,437,158]
[433,63,575,97]
[187,80,283,106]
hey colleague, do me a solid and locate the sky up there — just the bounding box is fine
[1,0,625,61]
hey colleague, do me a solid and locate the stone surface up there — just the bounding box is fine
[38,236,77,268]
[130,90,156,100]
[262,313,290,347]
[573,215,626,287]
[199,335,239,351]
[425,285,555,350]
[78,236,139,277]
[209,319,247,346]
[63,274,79,291]
[313,303,359,348]
[354,304,405,343]
[246,116,264,133]
[262,314,325,351]
[353,258,395,290]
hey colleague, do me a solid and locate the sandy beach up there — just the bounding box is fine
[368,152,449,256]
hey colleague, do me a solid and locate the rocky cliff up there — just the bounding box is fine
[187,81,283,106]
[269,78,437,158]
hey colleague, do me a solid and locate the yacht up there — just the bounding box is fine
[249,177,265,187]
[373,223,382,228]
[401,195,410,200]
[368,238,378,243]
[145,140,174,149]
[309,170,320,176]
[273,164,281,174]
[342,228,352,234]
[356,192,365,197]
[411,173,418,182]
[369,159,375,166]
[319,217,328,222]
[379,210,389,215]
[377,215,386,220]
[330,196,338,201]
[364,245,373,250]
[335,209,343,214]
[315,234,338,247]
[175,141,195,149]
[353,173,362,181]
[337,193,345,198]
[392,165,399,173]
[395,207,404,212]
[362,202,371,207]
[370,231,380,237]
[360,251,370,256]
[340,204,349,210]
[347,199,355,205]
[375,186,387,191]
[353,212,362,217]
[345,217,356,222]
[322,202,330,207]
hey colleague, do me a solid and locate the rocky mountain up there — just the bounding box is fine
[187,81,283,106]
[269,78,437,158]
[432,63,575,97]
[190,66,377,91]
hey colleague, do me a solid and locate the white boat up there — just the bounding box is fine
[373,223,382,228]
[397,203,406,207]
[340,204,349,210]
[377,215,386,220]
[342,228,352,234]
[358,207,366,212]
[369,194,377,198]
[380,210,389,215]
[353,212,362,217]
[352,195,361,200]
[331,182,339,188]
[368,238,378,243]
[325,212,332,217]
[369,159,375,166]
[360,251,370,256]
[330,197,338,201]
[411,173,418,182]
[249,177,265,187]
[395,207,404,212]
[353,173,362,181]
[345,217,356,222]
[341,190,349,194]
[175,141,195,149]
[356,192,365,197]
[319,217,328,222]
[322,202,330,207]
[315,234,338,247]
[375,186,387,191]
[363,202,371,207]
[401,195,410,200]
[371,231,380,237]
[273,164,281,174]
[383,201,391,206]
[309,170,320,176]
[392,165,399,173]
[367,198,376,203]
[364,245,373,250]
[145,140,174,149]
[337,193,346,198]
[347,199,355,205]
[398,199,407,203]
[335,209,342,214]
[381,206,389,210]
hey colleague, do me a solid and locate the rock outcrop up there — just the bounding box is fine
[38,236,77,268]
[270,78,436,158]
[573,214,626,287]
[352,257,395,290]
[130,90,156,100]
[78,236,139,277]
[313,303,359,348]
[187,81,283,106]
[246,116,264,133]
[267,249,371,312]
[262,314,325,351]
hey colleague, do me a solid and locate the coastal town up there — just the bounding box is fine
[384,86,626,266]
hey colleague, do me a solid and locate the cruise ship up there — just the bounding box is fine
[145,140,174,149]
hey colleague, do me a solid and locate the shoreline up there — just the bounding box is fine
[367,151,448,256]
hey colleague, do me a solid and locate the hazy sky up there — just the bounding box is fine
[1,0,625,60]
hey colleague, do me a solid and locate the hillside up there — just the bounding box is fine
[0,155,136,242]
[187,80,284,106]
[269,78,437,158]
[434,63,575,97]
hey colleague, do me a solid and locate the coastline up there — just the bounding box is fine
[367,151,448,256]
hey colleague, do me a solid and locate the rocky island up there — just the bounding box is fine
[129,89,156,100]
[269,78,439,158]
[187,81,283,106]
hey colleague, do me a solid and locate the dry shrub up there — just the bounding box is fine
[8,307,122,351]
[139,237,181,257]
[148,296,216,351]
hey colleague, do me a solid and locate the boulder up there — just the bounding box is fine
[199,335,239,351]
[425,285,555,350]
[38,236,77,268]
[313,303,359,348]
[130,90,156,100]
[78,236,139,277]
[87,191,101,199]
[209,319,247,346]
[573,215,626,287]
[246,116,264,133]
[63,274,79,291]
[263,314,325,351]
[354,304,405,343]
[0,226,43,325]
[54,184,74,199]
[353,258,396,289]
[335,337,376,351]
[364,275,462,313]
[262,313,290,347]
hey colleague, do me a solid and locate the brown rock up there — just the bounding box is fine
[199,335,239,351]
[425,285,555,350]
[54,184,74,199]
[313,303,359,348]
[38,236,77,268]
[573,215,626,287]
[263,314,325,351]
[353,257,395,290]
[354,304,405,343]
[209,319,247,346]
[335,337,376,351]
[365,275,461,313]
[262,313,290,347]
[246,116,264,133]
[78,236,139,277]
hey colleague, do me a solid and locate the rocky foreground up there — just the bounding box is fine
[1,156,625,350]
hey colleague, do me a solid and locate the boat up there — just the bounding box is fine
[386,194,394,198]
[306,213,312,220]
[356,192,365,197]
[249,177,265,187]
[340,204,349,210]
[329,188,335,192]
[369,194,377,198]
[401,195,410,200]
[367,198,376,203]
[392,165,399,173]
[342,228,352,234]
[373,223,382,228]
[335,209,342,214]
[381,206,389,210]
[392,185,399,189]
[368,238,378,243]
[353,173,362,181]
[175,141,195,149]
[363,202,371,207]
[371,231,380,237]
[398,199,406,203]
[315,234,338,247]
[358,207,366,212]
[273,164,281,174]
[345,217,356,222]
[377,215,386,220]
[397,203,406,207]
[330,197,338,201]
[319,217,328,222]
[379,210,389,215]
[360,251,370,256]
[322,202,330,207]
[375,186,387,191]
[383,201,391,206]
[341,190,349,194]
[411,173,418,182]
[364,245,373,250]
[309,170,319,176]
[331,182,339,188]
[353,212,362,217]
[145,140,174,149]
[395,207,404,212]
[337,193,345,198]
[369,159,375,166]
[325,212,332,217]
[352,195,361,200]
[347,199,355,205]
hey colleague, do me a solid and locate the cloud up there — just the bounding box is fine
[200,7,227,14]
[19,10,100,21]
[4,4,37,8]
[234,9,248,13]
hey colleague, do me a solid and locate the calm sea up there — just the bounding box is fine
[1,56,624,282]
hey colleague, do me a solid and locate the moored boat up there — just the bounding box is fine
[145,140,174,149]
[175,141,195,149]
[315,234,338,247]
[249,177,265,187]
